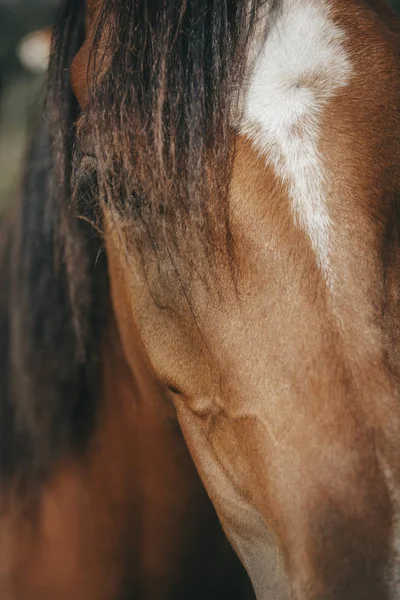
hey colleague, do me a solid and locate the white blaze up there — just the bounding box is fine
[242,0,353,283]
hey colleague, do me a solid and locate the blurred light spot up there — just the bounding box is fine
[18,30,51,74]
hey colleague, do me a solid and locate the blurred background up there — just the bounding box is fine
[0,0,57,212]
[1,0,400,214]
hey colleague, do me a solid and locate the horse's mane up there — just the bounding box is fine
[0,115,107,491]
[84,0,267,268]
[0,0,265,491]
[0,0,104,490]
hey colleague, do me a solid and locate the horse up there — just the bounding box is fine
[0,2,253,598]
[2,0,400,598]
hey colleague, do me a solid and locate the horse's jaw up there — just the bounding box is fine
[174,391,397,600]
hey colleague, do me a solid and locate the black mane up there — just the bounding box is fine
[0,0,107,489]
[0,116,107,491]
[0,0,266,490]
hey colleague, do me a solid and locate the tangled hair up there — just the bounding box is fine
[1,0,273,488]
[78,0,269,270]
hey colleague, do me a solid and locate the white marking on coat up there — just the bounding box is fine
[242,0,353,282]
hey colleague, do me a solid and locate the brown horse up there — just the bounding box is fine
[0,1,253,598]
[2,0,400,598]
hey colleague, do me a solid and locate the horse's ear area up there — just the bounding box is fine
[86,0,100,14]
[70,41,90,110]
